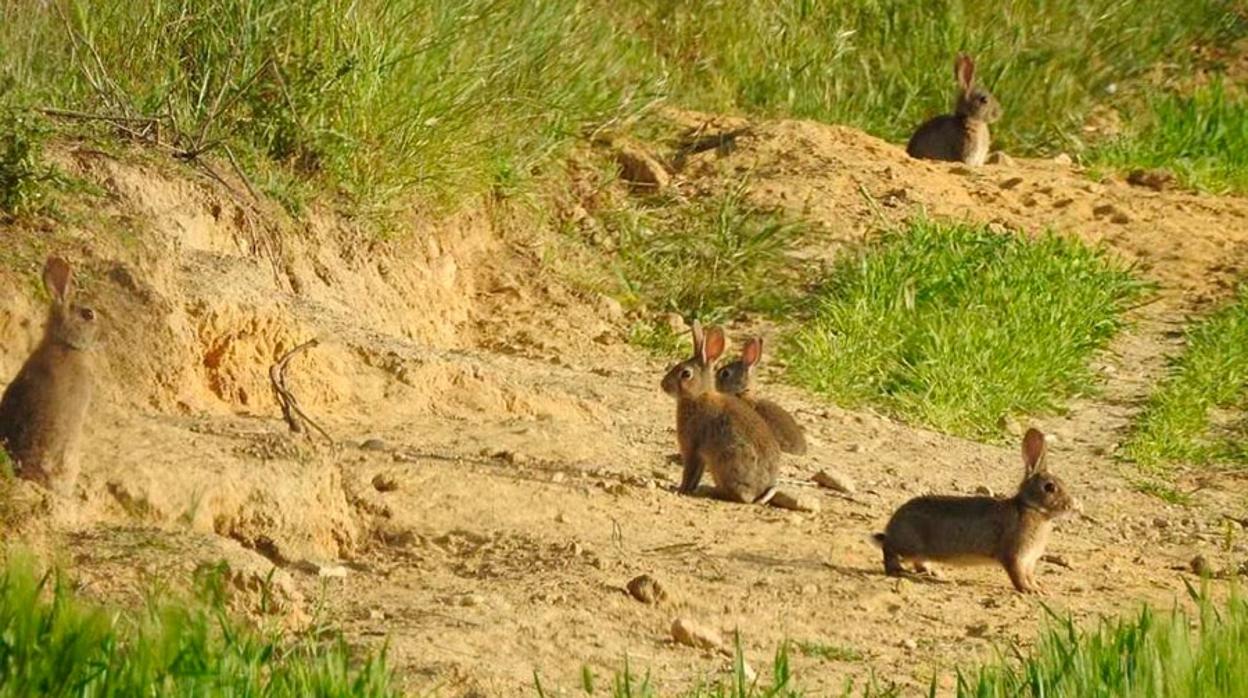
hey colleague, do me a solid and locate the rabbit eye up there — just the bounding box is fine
[79,308,95,321]
[718,369,730,379]
[1043,482,1056,493]
[680,368,692,380]
[977,95,988,104]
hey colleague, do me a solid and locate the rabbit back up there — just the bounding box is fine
[693,394,780,503]
[751,398,807,455]
[0,341,93,489]
[881,495,1013,562]
[907,115,990,165]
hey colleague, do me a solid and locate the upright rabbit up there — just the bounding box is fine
[872,429,1075,593]
[0,257,98,492]
[906,54,1001,166]
[715,337,806,455]
[661,321,780,504]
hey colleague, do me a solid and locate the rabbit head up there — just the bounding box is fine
[953,54,1001,124]
[1016,428,1075,517]
[661,320,725,400]
[43,257,98,351]
[715,336,762,396]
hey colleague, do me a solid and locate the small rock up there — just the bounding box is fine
[551,472,566,484]
[458,594,485,607]
[975,485,995,497]
[554,512,567,524]
[987,151,1015,166]
[800,584,819,596]
[900,638,918,651]
[812,469,856,495]
[663,312,687,335]
[1052,153,1073,166]
[371,472,400,493]
[1127,168,1174,192]
[1190,555,1213,576]
[1153,517,1169,530]
[671,617,724,652]
[966,622,990,638]
[369,609,386,621]
[627,574,668,605]
[769,489,822,513]
[597,294,625,321]
[846,442,867,454]
[615,142,671,191]
[999,176,1025,190]
[318,565,349,579]
[360,438,388,451]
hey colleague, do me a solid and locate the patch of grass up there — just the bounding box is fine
[1124,287,1248,470]
[0,109,55,215]
[1088,79,1248,194]
[617,0,1245,155]
[0,1,655,219]
[956,588,1248,697]
[785,219,1146,439]
[0,552,397,696]
[1131,478,1195,506]
[793,640,863,663]
[590,181,809,355]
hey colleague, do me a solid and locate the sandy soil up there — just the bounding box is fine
[1,117,1246,696]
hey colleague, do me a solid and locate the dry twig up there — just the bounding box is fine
[269,339,332,443]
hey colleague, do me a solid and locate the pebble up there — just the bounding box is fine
[671,617,724,652]
[318,565,349,579]
[1052,153,1073,166]
[769,490,822,513]
[812,469,856,494]
[360,438,388,451]
[663,312,687,334]
[900,638,918,651]
[1190,555,1213,576]
[626,574,667,605]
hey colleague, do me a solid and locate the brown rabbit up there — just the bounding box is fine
[0,257,98,492]
[906,54,1001,166]
[872,428,1075,593]
[661,321,780,504]
[715,337,807,455]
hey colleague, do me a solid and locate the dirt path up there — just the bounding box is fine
[4,119,1247,696]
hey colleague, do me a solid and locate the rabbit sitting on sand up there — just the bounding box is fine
[906,53,1001,166]
[715,336,807,455]
[873,429,1076,593]
[661,321,780,504]
[0,257,98,493]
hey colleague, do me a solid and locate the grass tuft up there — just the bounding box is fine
[784,219,1146,439]
[0,552,397,697]
[1124,287,1248,470]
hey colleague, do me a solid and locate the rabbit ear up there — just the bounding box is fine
[689,318,704,354]
[42,256,73,306]
[741,337,763,367]
[956,54,975,91]
[703,326,726,363]
[1022,428,1047,476]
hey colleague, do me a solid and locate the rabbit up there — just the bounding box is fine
[0,256,98,493]
[715,336,807,455]
[906,53,1001,166]
[872,428,1075,594]
[661,320,780,504]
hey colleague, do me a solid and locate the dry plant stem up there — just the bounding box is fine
[269,339,333,443]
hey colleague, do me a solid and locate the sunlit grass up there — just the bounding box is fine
[1124,287,1248,470]
[784,219,1146,439]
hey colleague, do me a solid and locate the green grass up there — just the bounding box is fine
[0,108,56,215]
[1,1,1245,222]
[0,552,397,697]
[617,0,1244,155]
[956,587,1248,697]
[1124,287,1248,470]
[580,181,810,355]
[785,219,1146,439]
[793,641,864,663]
[1088,79,1248,194]
[566,591,1248,697]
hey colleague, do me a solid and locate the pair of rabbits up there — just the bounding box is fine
[660,321,806,504]
[0,257,97,494]
[661,322,1076,594]
[907,54,1002,166]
